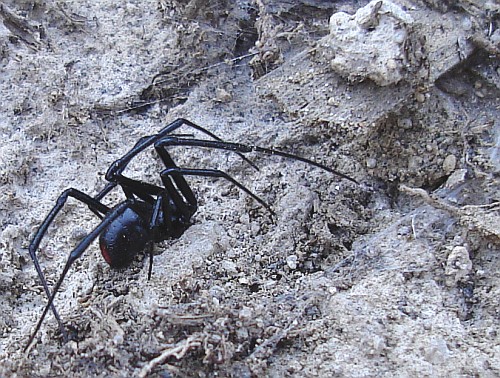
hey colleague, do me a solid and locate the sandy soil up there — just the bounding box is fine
[0,0,499,377]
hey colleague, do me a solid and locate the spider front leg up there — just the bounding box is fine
[154,136,357,183]
[105,118,257,182]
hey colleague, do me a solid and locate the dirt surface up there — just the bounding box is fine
[0,0,499,377]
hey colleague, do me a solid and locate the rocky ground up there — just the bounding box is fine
[0,0,498,377]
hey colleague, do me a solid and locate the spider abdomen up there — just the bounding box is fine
[99,204,152,268]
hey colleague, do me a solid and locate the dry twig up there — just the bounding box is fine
[138,335,203,378]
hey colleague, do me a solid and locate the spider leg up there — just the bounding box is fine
[93,181,117,202]
[156,118,258,171]
[25,200,132,352]
[155,144,197,212]
[105,118,257,181]
[155,136,358,184]
[28,188,111,342]
[161,167,275,216]
[147,193,166,280]
[117,177,162,203]
[155,142,270,216]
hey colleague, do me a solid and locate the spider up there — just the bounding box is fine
[25,118,357,350]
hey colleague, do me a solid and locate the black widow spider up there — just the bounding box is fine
[25,118,356,350]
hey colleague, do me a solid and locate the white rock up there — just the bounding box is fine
[286,255,298,270]
[445,246,472,286]
[325,0,414,86]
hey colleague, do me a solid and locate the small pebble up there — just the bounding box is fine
[397,118,413,129]
[366,157,377,169]
[327,97,338,106]
[444,245,472,286]
[443,154,457,174]
[445,168,467,189]
[215,88,232,102]
[286,255,298,270]
[239,306,252,320]
[221,260,238,274]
